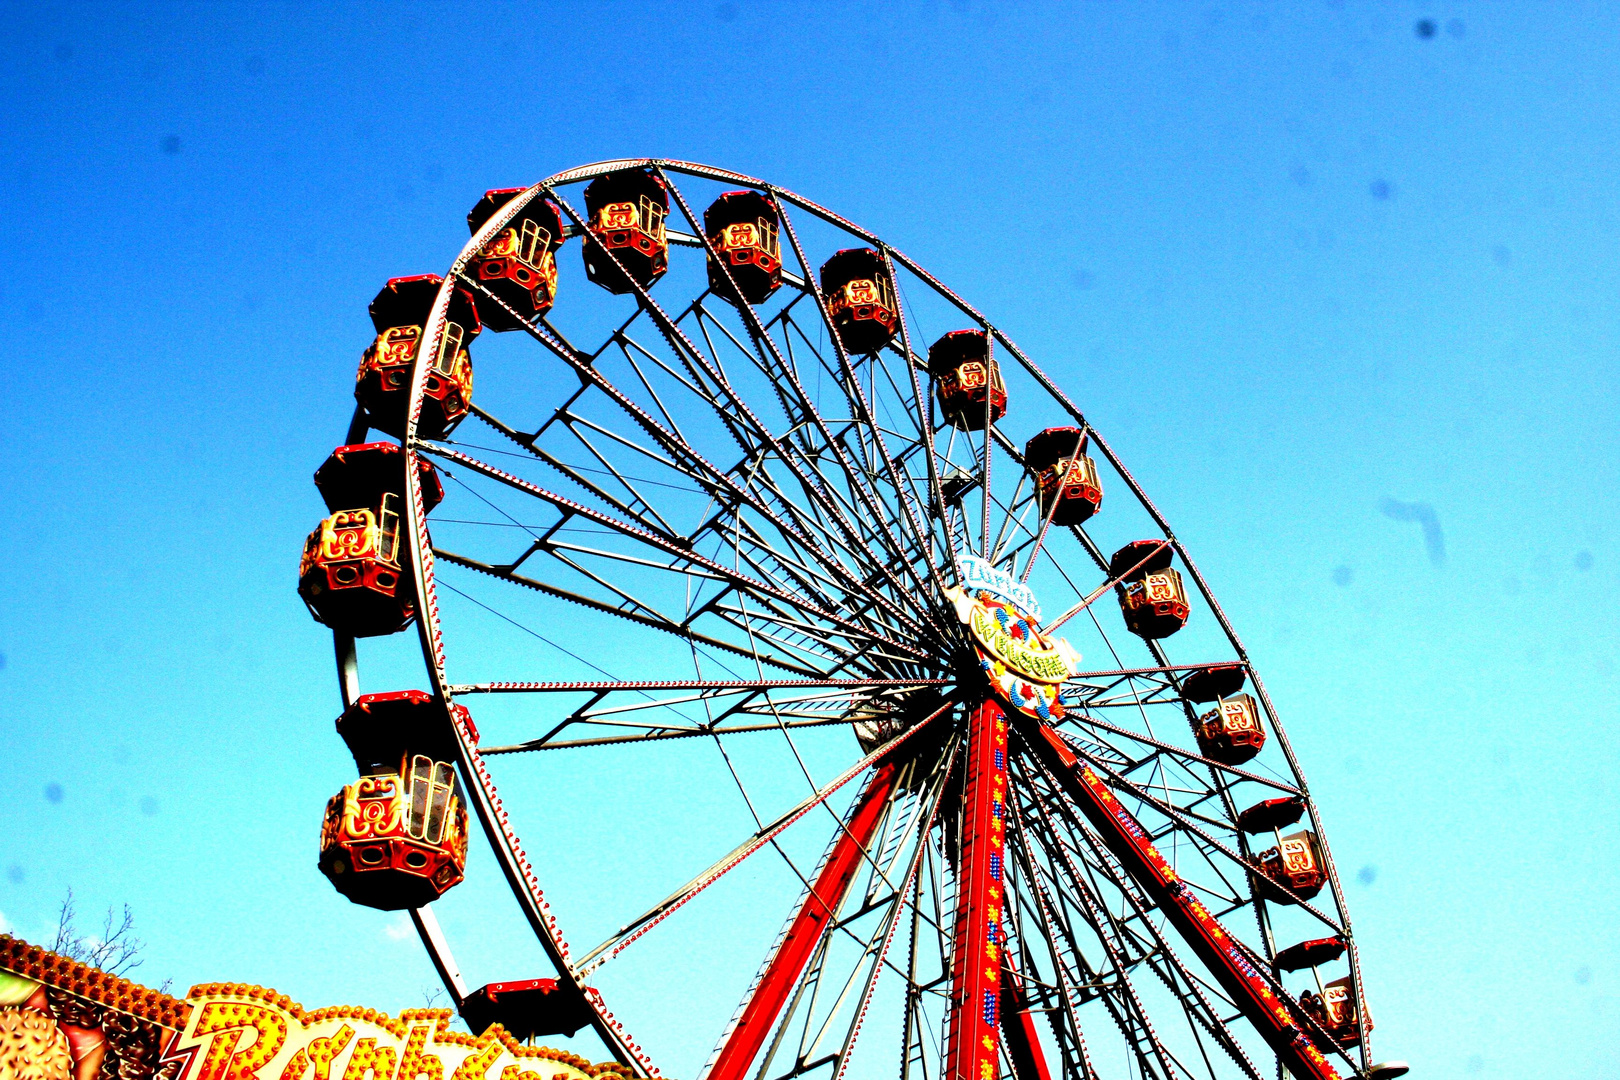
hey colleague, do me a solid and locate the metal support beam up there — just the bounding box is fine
[1018,720,1342,1080]
[705,762,902,1080]
[999,955,1053,1080]
[944,698,1010,1080]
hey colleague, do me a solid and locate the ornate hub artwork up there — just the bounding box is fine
[0,939,626,1080]
[947,553,1080,722]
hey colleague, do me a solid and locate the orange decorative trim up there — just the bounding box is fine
[1,937,635,1080]
[0,934,191,1031]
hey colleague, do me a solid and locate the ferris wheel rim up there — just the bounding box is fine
[326,158,1388,1080]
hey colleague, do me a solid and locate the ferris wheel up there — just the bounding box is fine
[297,159,1409,1080]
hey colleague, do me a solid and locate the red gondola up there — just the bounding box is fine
[298,443,443,638]
[1023,427,1102,526]
[313,441,443,515]
[1274,936,1346,972]
[705,190,781,305]
[928,329,1007,431]
[1108,540,1189,639]
[820,248,898,354]
[1195,693,1267,764]
[318,691,471,910]
[581,168,668,294]
[1299,976,1369,1050]
[1237,795,1305,834]
[1254,830,1326,904]
[466,188,565,331]
[1180,663,1245,703]
[460,979,595,1041]
[355,275,480,441]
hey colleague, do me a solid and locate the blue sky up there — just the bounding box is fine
[2,2,1617,1078]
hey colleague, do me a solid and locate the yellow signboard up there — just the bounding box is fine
[0,937,628,1080]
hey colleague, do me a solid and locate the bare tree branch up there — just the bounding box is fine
[50,888,147,977]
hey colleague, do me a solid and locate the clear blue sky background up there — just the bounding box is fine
[2,3,1617,1078]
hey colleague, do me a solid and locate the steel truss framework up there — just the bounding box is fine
[323,159,1389,1080]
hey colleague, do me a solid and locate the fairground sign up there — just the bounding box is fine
[0,937,629,1080]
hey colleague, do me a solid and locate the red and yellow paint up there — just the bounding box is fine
[1019,728,1343,1080]
[0,939,626,1080]
[943,699,1010,1080]
[945,586,1079,725]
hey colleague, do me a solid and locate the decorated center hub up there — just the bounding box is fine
[946,554,1080,720]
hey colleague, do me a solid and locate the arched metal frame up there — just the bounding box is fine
[321,158,1381,1080]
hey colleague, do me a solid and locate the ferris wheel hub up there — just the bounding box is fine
[944,557,1079,723]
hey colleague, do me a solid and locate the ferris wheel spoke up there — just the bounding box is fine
[573,715,951,987]
[686,302,822,444]
[460,679,944,749]
[1129,642,1357,966]
[663,172,930,551]
[1001,819,1100,1080]
[702,492,946,653]
[1009,764,1194,1080]
[1086,764,1263,890]
[895,827,957,1080]
[690,490,894,637]
[421,444,929,666]
[1012,831,1178,1080]
[718,742,953,1080]
[460,358,727,507]
[1013,758,1268,1080]
[769,202,950,607]
[749,416,933,616]
[699,559,923,672]
[699,722,955,1080]
[711,609,879,673]
[615,349,943,652]
[431,546,827,678]
[1035,556,1279,857]
[965,464,1045,574]
[1022,759,1247,1053]
[709,596,903,663]
[714,383,919,590]
[987,472,1033,568]
[1065,678,1195,712]
[820,364,941,596]
[704,465,876,580]
[545,414,692,537]
[743,451,891,574]
[1021,721,1355,1080]
[611,324,760,466]
[1042,417,1327,801]
[702,504,903,630]
[761,322,900,522]
[1053,709,1298,799]
[842,370,943,593]
[552,182,928,614]
[497,295,905,622]
[459,410,685,542]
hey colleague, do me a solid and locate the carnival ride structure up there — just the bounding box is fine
[297,159,1408,1080]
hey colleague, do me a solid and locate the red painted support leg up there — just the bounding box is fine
[706,763,902,1080]
[1020,722,1341,1080]
[999,956,1052,1080]
[944,698,1011,1080]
